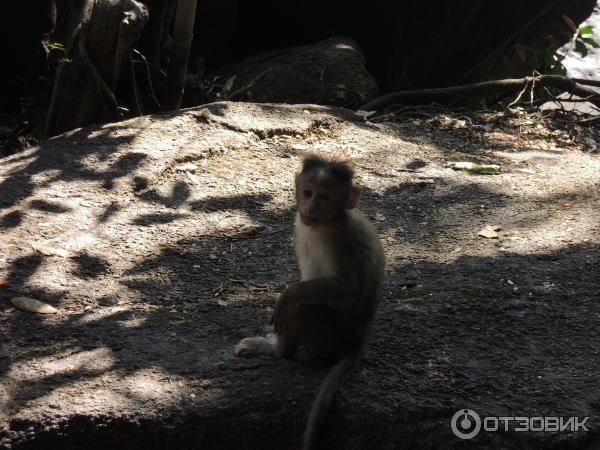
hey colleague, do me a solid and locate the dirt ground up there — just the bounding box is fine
[0,102,599,450]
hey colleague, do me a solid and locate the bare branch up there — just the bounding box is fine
[359,75,600,113]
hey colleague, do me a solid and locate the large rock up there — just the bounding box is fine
[207,37,378,109]
[1,102,600,450]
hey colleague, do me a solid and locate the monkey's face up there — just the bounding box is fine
[295,172,348,227]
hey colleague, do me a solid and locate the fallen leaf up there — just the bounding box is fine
[449,161,501,174]
[562,201,573,207]
[478,225,500,239]
[31,243,79,258]
[11,296,58,314]
[0,279,8,286]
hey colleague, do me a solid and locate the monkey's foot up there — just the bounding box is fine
[234,335,277,357]
[234,338,255,356]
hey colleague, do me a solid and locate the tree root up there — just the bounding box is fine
[359,75,600,113]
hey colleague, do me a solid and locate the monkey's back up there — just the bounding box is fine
[342,208,385,329]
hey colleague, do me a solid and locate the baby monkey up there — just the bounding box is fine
[235,153,385,450]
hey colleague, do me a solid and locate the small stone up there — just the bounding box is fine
[11,297,58,314]
[478,225,500,239]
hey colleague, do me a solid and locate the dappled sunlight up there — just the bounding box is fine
[7,368,190,419]
[1,102,599,448]
[28,199,72,214]
[0,210,22,228]
[501,204,599,253]
[23,168,64,187]
[77,305,143,326]
[6,347,116,383]
[118,315,149,329]
[2,147,40,176]
[28,384,132,416]
[123,369,190,405]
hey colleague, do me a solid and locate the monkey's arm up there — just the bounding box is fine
[271,277,354,333]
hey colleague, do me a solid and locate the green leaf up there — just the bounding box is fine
[48,41,66,54]
[575,40,589,57]
[578,26,594,35]
[582,37,600,48]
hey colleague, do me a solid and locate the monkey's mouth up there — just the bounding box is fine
[300,214,320,226]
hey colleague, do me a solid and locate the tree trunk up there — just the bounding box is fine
[160,0,198,111]
[45,0,148,137]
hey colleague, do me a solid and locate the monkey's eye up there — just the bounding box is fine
[303,190,313,198]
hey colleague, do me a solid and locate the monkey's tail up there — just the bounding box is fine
[302,351,361,450]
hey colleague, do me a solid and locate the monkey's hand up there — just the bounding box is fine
[270,283,300,334]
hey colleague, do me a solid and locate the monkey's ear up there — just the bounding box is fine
[346,186,361,209]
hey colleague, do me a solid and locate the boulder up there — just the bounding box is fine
[208,37,378,109]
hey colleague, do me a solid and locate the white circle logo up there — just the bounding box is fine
[451,409,481,439]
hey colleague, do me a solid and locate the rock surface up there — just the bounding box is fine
[1,102,600,449]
